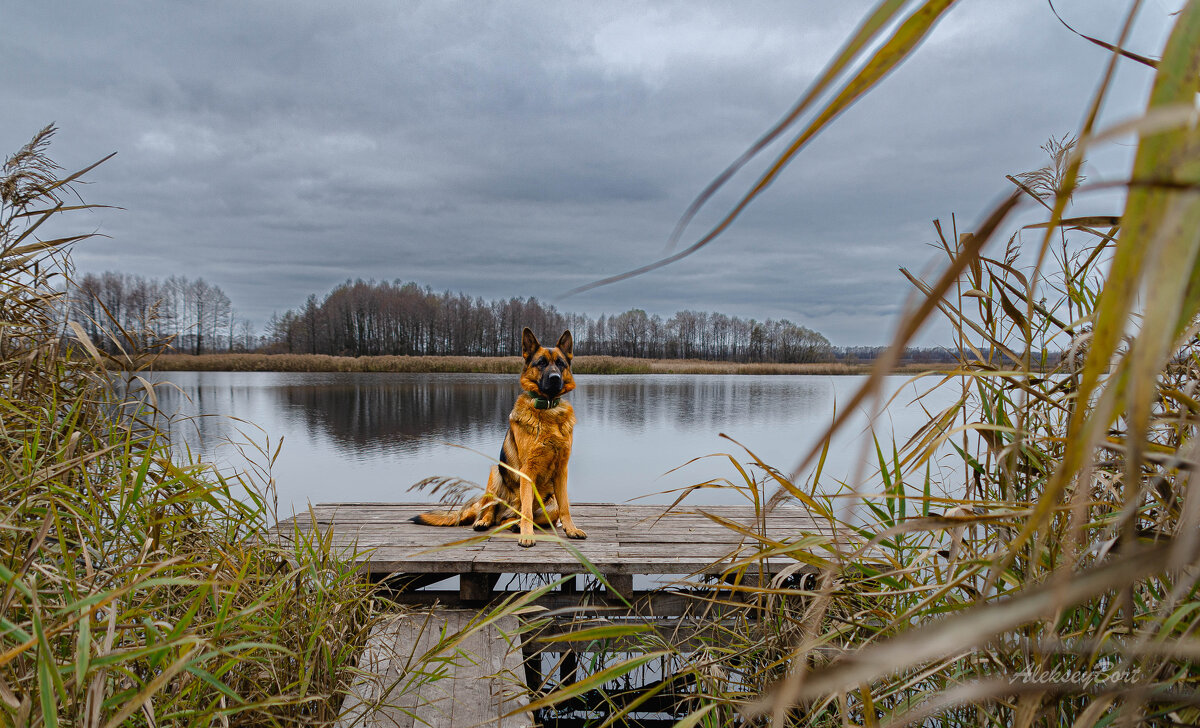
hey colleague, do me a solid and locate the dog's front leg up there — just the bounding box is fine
[554,465,586,540]
[518,476,536,547]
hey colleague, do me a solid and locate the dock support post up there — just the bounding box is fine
[605,574,633,602]
[460,573,498,602]
[560,575,579,684]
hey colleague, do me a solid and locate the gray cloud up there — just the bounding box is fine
[3,0,1179,345]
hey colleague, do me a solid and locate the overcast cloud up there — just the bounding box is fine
[3,1,1180,345]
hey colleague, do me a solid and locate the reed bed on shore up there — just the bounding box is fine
[0,128,552,727]
[0,128,381,726]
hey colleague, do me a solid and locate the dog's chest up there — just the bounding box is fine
[511,404,575,462]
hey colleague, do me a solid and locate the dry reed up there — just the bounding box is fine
[525,2,1200,726]
[0,127,545,727]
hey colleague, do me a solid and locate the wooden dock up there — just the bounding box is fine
[275,502,832,605]
[275,502,833,727]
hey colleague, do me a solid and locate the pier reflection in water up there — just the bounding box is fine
[145,372,950,518]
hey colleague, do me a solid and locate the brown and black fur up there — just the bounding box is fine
[412,328,586,547]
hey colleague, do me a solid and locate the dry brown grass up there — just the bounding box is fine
[140,352,524,373]
[0,128,388,726]
[524,3,1200,725]
[3,128,552,727]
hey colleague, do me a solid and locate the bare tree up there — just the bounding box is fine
[66,272,240,355]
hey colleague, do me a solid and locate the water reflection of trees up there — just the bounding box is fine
[273,380,516,454]
[149,382,264,461]
[275,376,829,454]
[150,373,833,462]
[579,377,826,434]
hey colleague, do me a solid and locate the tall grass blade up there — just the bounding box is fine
[565,0,958,297]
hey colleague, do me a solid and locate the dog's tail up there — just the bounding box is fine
[411,499,481,527]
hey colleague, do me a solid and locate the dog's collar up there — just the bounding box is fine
[526,392,562,409]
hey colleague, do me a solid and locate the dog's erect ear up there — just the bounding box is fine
[556,330,573,361]
[521,327,540,361]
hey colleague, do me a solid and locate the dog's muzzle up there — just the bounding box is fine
[542,371,563,395]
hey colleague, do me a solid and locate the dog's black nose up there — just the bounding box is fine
[545,372,562,390]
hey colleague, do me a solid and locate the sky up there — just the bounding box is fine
[3,1,1182,346]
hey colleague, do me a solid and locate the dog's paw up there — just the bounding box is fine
[519,536,536,548]
[564,527,587,540]
[472,520,492,531]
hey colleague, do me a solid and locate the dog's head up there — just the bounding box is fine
[520,328,575,400]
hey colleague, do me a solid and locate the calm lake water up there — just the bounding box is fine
[140,372,955,519]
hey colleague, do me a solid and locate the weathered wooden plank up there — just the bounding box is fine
[350,552,810,577]
[288,518,622,534]
[283,505,819,529]
[618,521,826,534]
[619,523,825,538]
[294,503,818,521]
[285,525,822,543]
[336,610,532,728]
[388,589,706,615]
[296,510,623,522]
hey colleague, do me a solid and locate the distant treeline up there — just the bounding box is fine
[264,279,835,363]
[66,272,966,364]
[69,272,256,355]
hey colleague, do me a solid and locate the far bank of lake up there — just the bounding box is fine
[129,352,954,375]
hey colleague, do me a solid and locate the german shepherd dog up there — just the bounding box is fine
[413,328,586,547]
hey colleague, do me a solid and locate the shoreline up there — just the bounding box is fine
[120,353,955,375]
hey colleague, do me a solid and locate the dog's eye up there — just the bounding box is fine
[535,357,548,367]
